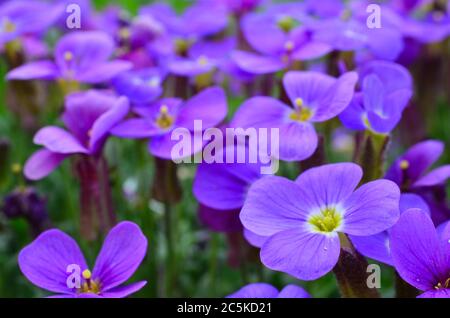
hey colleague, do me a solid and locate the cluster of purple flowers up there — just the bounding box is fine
[1,0,450,298]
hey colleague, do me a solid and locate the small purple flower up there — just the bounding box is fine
[6,31,132,84]
[313,2,404,61]
[385,140,450,224]
[111,86,227,160]
[340,60,413,134]
[232,71,357,161]
[18,221,147,298]
[240,163,400,280]
[350,193,430,266]
[390,209,450,298]
[24,90,130,180]
[232,4,332,74]
[112,67,166,105]
[386,140,450,190]
[0,0,64,46]
[227,283,310,298]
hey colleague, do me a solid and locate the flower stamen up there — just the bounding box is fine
[156,105,174,129]
[309,207,342,233]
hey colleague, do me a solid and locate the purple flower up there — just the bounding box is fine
[313,2,404,61]
[390,209,450,298]
[340,60,413,134]
[139,3,227,39]
[24,90,130,180]
[6,31,132,84]
[18,221,147,298]
[111,86,227,160]
[386,140,450,190]
[227,283,310,298]
[0,0,64,46]
[350,193,430,266]
[385,140,450,224]
[112,67,166,105]
[232,71,357,161]
[240,163,400,280]
[168,37,236,78]
[232,4,332,74]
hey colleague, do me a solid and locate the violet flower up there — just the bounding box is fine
[340,60,413,134]
[240,163,400,280]
[232,3,332,74]
[390,209,450,298]
[6,31,132,85]
[350,193,430,266]
[111,86,227,160]
[313,1,404,61]
[24,90,129,180]
[227,283,310,298]
[385,140,450,224]
[231,71,357,161]
[0,0,64,46]
[112,67,166,105]
[18,221,147,298]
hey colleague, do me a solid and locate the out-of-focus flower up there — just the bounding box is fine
[350,193,430,266]
[218,0,262,15]
[6,31,132,85]
[112,67,166,105]
[1,187,49,236]
[232,3,332,74]
[24,90,129,180]
[390,209,450,298]
[385,140,450,224]
[227,283,310,298]
[18,221,147,298]
[232,71,357,162]
[240,163,400,280]
[313,1,404,61]
[0,0,64,46]
[111,86,227,160]
[340,60,413,134]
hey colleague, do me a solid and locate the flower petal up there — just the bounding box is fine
[24,149,67,181]
[342,180,400,236]
[92,222,147,291]
[295,163,363,207]
[100,281,147,298]
[110,119,160,138]
[413,165,450,188]
[89,96,130,153]
[418,289,450,298]
[399,193,430,215]
[260,227,340,281]
[33,126,88,154]
[227,283,279,298]
[231,50,285,74]
[390,209,447,291]
[278,122,318,162]
[349,232,392,266]
[76,61,132,84]
[278,285,311,298]
[240,176,310,237]
[176,86,227,131]
[6,61,58,80]
[18,229,87,294]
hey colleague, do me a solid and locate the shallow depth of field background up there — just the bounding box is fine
[0,0,449,298]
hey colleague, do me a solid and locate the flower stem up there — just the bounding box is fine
[356,131,389,184]
[333,233,380,298]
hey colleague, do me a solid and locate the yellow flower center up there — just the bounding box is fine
[290,106,312,122]
[434,278,450,290]
[197,55,209,66]
[156,105,174,129]
[309,207,343,233]
[3,19,16,33]
[119,27,131,40]
[64,51,74,62]
[78,270,101,294]
[174,38,191,55]
[399,160,409,170]
[284,41,295,52]
[277,16,296,33]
